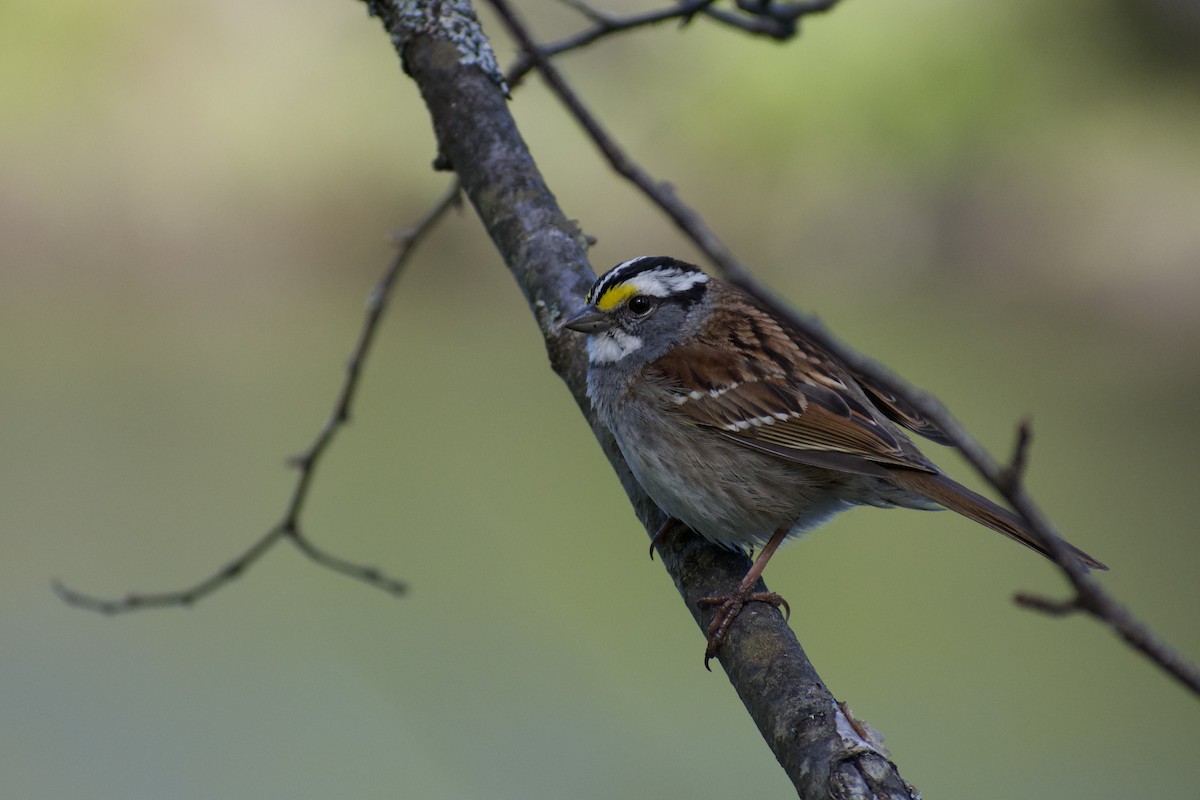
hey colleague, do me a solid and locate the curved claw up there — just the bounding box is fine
[648,516,682,561]
[699,590,789,668]
[696,527,792,667]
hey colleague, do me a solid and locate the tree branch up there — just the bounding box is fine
[364,1,915,796]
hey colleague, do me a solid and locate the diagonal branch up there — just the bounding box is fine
[366,1,917,797]
[53,183,462,614]
[483,0,1200,699]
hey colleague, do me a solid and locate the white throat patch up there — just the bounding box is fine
[588,328,644,364]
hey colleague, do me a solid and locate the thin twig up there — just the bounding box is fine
[1013,592,1082,616]
[287,523,408,595]
[998,417,1033,493]
[485,0,1200,698]
[508,0,841,88]
[508,0,716,87]
[54,183,462,614]
[53,526,286,614]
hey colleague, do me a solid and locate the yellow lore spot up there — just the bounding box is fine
[595,283,637,312]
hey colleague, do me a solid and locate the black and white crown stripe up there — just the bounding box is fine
[586,256,710,305]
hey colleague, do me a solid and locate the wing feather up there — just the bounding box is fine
[647,326,936,476]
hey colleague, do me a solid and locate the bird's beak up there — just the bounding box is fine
[562,305,612,334]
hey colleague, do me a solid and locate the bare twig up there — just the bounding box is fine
[53,526,285,613]
[1013,592,1082,616]
[54,183,462,614]
[999,417,1034,492]
[508,1,714,87]
[485,0,1200,698]
[507,0,841,88]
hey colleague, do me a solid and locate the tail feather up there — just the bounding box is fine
[887,470,1108,571]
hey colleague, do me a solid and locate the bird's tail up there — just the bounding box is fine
[887,470,1108,571]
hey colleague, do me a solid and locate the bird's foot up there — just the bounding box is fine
[698,589,790,669]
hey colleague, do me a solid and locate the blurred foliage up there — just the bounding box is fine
[2,1,1198,799]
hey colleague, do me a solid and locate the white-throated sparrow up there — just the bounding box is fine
[563,256,1106,663]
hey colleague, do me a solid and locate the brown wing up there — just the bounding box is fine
[842,366,953,446]
[645,304,937,478]
[783,325,954,446]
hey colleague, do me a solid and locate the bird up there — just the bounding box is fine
[562,255,1106,664]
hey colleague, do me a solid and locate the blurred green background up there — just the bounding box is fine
[4,0,1199,797]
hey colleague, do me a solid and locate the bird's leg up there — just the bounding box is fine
[698,527,791,669]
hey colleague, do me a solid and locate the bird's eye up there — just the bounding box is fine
[627,295,654,315]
